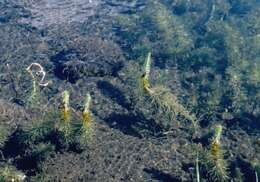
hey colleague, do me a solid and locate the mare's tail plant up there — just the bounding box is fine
[141,52,197,130]
[26,65,37,106]
[141,52,154,95]
[58,90,71,139]
[26,63,49,107]
[80,93,95,145]
[204,125,229,182]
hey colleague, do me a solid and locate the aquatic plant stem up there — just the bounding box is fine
[196,152,200,182]
[141,52,197,130]
[81,93,94,144]
[142,52,154,95]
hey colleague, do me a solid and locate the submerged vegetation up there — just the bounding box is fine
[0,165,26,182]
[0,0,259,181]
[140,52,197,130]
[114,0,260,123]
[203,125,229,182]
[115,0,193,62]
[80,93,95,145]
[25,63,49,107]
[0,88,96,178]
[58,90,71,139]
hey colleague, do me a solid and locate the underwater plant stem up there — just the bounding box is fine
[62,90,70,123]
[206,124,229,181]
[141,52,197,130]
[58,90,71,139]
[26,63,49,106]
[83,93,91,115]
[142,75,154,95]
[214,125,223,145]
[83,93,92,126]
[196,153,200,182]
[142,52,155,95]
[27,68,37,99]
[144,52,152,80]
[211,125,223,161]
[80,93,94,144]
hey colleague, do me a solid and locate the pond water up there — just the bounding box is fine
[20,0,100,27]
[0,0,259,181]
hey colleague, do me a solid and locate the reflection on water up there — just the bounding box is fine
[20,0,100,27]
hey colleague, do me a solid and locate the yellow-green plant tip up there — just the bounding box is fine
[140,52,197,130]
[84,93,91,113]
[205,124,229,182]
[58,90,71,139]
[141,75,153,95]
[61,90,70,123]
[83,111,91,125]
[211,125,223,159]
[144,52,152,79]
[62,90,70,109]
[80,93,95,145]
[214,124,223,144]
[83,93,92,125]
[141,52,154,95]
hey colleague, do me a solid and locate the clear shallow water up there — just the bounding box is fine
[1,0,259,134]
[12,0,145,28]
[0,0,259,181]
[22,0,100,28]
